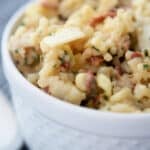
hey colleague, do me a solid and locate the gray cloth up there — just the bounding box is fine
[0,0,27,99]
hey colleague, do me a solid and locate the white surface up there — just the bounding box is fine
[2,1,150,150]
[0,92,22,150]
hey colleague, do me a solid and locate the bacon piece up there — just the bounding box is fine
[115,66,123,75]
[89,10,117,27]
[131,52,142,59]
[114,65,123,79]
[43,87,49,93]
[88,56,104,67]
[94,95,101,105]
[24,47,34,53]
[91,95,101,109]
[60,62,70,72]
[40,0,58,9]
[86,71,95,92]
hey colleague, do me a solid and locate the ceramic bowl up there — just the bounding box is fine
[2,2,150,150]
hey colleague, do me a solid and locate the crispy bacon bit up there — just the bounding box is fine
[115,65,123,79]
[86,71,95,92]
[89,10,117,27]
[116,66,123,75]
[24,47,34,53]
[40,0,58,9]
[95,95,101,104]
[131,52,142,59]
[88,56,104,67]
[91,96,101,109]
[60,62,70,72]
[24,47,31,52]
[43,87,49,93]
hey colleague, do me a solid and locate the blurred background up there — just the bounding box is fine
[0,0,29,149]
[0,0,27,101]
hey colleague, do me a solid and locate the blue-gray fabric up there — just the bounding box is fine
[0,1,31,149]
[0,0,27,100]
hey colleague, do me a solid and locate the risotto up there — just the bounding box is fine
[9,0,150,113]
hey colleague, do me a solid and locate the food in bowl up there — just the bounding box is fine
[9,0,150,113]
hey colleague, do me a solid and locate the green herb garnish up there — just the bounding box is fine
[24,55,40,66]
[15,49,19,53]
[53,64,57,68]
[32,55,40,64]
[137,100,142,104]
[20,22,25,26]
[103,95,108,101]
[24,57,28,65]
[58,56,65,64]
[64,50,68,55]
[92,46,99,52]
[143,64,150,70]
[58,51,69,64]
[40,55,44,62]
[144,49,149,57]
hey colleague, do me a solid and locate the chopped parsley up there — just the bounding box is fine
[72,71,78,75]
[58,51,70,64]
[144,49,149,57]
[58,56,66,64]
[92,46,99,52]
[53,64,57,68]
[103,95,108,101]
[20,22,25,26]
[64,50,68,55]
[143,64,150,70]
[24,55,40,66]
[40,55,44,62]
[15,49,19,53]
[24,57,28,65]
[137,100,142,104]
[32,55,40,63]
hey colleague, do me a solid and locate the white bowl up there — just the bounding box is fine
[2,2,150,150]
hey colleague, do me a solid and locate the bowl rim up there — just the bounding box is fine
[2,0,150,125]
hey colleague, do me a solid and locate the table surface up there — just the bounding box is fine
[0,0,29,149]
